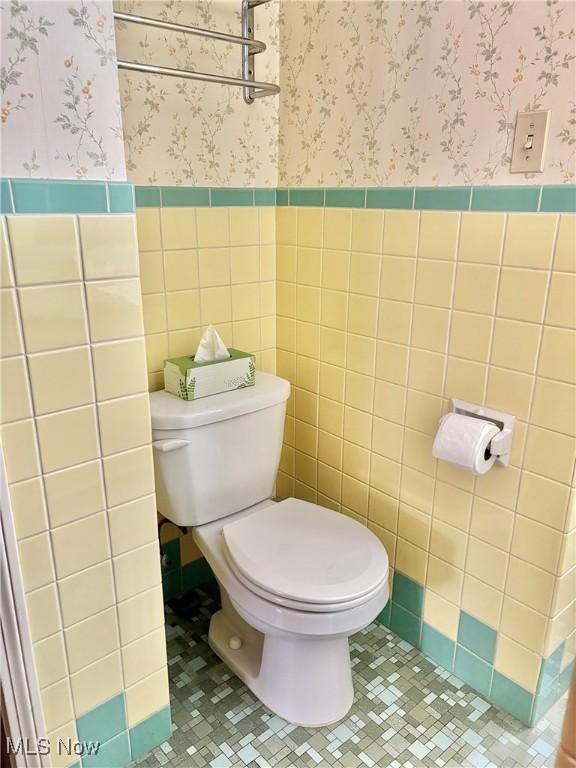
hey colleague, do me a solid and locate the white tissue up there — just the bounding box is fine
[194,325,230,362]
[432,412,500,475]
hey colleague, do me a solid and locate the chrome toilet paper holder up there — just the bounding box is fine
[451,399,515,467]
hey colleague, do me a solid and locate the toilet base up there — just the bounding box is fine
[208,593,354,727]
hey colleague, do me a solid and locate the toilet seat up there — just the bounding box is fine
[222,498,389,613]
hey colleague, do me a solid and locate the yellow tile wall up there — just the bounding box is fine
[0,214,168,761]
[136,206,276,391]
[276,207,576,691]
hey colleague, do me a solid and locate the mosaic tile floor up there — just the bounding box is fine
[133,583,566,768]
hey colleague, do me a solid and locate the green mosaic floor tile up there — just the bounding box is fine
[129,586,567,768]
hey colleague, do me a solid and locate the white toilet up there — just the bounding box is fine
[150,372,389,727]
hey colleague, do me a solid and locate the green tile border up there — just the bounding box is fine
[2,178,135,214]
[471,185,541,212]
[2,179,574,213]
[378,569,570,727]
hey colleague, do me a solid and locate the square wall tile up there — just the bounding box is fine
[466,537,508,591]
[418,212,459,260]
[125,668,170,728]
[427,556,463,605]
[41,679,74,732]
[129,705,171,762]
[86,279,144,342]
[122,627,167,687]
[411,306,449,354]
[70,651,123,717]
[531,378,575,435]
[160,208,196,250]
[33,632,67,689]
[113,542,161,602]
[79,216,139,279]
[196,208,229,248]
[44,460,105,528]
[65,607,119,674]
[495,635,541,693]
[505,556,555,616]
[18,531,54,592]
[421,623,455,670]
[497,268,548,323]
[117,585,165,645]
[1,419,40,482]
[103,445,155,507]
[349,252,381,297]
[454,646,492,697]
[0,356,33,423]
[108,495,158,557]
[490,671,533,724]
[26,584,61,642]
[449,312,492,362]
[394,539,427,586]
[19,284,88,353]
[458,611,497,663]
[423,590,460,639]
[500,597,547,656]
[458,212,505,264]
[28,346,94,416]
[58,561,115,628]
[8,216,81,285]
[511,516,562,574]
[524,426,576,484]
[516,471,569,531]
[323,209,351,251]
[9,477,48,539]
[461,575,502,629]
[98,394,151,456]
[453,263,498,315]
[380,256,415,302]
[51,511,110,579]
[0,220,13,287]
[503,213,557,269]
[382,210,419,257]
[469,497,513,552]
[414,260,454,308]
[538,327,575,384]
[229,207,258,246]
[92,339,148,401]
[490,319,540,373]
[76,691,126,745]
[37,406,99,473]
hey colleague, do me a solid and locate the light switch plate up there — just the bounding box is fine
[510,109,551,173]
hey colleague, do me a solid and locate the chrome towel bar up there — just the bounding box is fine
[114,0,279,103]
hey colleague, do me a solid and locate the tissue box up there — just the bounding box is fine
[164,349,256,401]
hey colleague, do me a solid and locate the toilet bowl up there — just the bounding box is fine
[193,497,389,727]
[150,373,390,726]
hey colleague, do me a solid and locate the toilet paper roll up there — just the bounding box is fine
[432,412,500,475]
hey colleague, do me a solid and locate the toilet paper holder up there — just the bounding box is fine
[451,399,515,467]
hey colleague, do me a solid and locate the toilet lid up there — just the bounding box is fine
[222,499,389,607]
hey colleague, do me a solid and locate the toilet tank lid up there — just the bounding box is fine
[150,372,290,430]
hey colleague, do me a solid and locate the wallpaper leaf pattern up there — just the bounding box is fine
[1,0,126,180]
[278,0,576,187]
[1,0,574,185]
[115,0,280,186]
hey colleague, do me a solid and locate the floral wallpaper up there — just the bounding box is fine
[1,0,126,180]
[278,0,576,186]
[114,0,280,186]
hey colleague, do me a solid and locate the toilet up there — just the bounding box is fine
[150,372,389,727]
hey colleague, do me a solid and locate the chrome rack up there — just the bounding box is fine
[114,0,279,104]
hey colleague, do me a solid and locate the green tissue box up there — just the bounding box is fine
[164,349,256,401]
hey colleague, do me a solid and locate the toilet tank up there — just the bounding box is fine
[150,372,291,527]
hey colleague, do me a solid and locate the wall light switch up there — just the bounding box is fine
[510,109,551,173]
